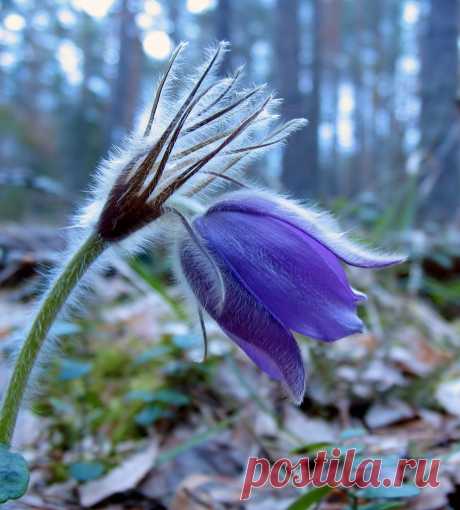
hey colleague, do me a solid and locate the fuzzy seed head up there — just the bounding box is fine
[90,42,307,242]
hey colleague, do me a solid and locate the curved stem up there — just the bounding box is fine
[0,232,106,446]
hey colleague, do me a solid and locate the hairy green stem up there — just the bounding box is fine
[0,232,106,446]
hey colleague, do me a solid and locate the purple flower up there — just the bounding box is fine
[177,190,405,403]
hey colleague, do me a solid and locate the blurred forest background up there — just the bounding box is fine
[2,1,460,509]
[1,0,459,226]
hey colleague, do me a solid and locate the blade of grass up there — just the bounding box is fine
[128,257,187,320]
[157,416,237,465]
[286,486,333,510]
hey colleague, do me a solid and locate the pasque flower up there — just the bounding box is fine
[0,42,307,457]
[0,41,404,502]
[177,190,405,403]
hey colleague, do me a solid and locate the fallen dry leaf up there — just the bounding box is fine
[79,441,158,507]
[365,400,415,428]
[284,406,337,443]
[171,474,241,510]
[436,379,460,418]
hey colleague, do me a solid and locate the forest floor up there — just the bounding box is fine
[1,225,460,510]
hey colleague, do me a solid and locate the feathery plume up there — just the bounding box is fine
[88,42,306,242]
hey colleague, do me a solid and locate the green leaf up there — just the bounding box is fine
[424,277,460,306]
[134,346,172,365]
[151,388,190,406]
[135,406,171,426]
[0,446,30,503]
[125,389,156,402]
[286,486,333,510]
[360,484,420,500]
[125,388,190,406]
[58,359,92,381]
[353,503,403,510]
[339,427,367,440]
[290,442,332,455]
[69,461,104,482]
[49,397,74,414]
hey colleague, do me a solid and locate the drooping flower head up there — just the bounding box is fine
[74,41,404,404]
[176,190,405,403]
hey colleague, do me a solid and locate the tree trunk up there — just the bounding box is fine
[307,0,321,196]
[420,0,459,218]
[106,0,143,148]
[275,0,319,198]
[322,0,341,199]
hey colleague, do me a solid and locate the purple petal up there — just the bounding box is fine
[207,191,406,268]
[195,210,364,341]
[179,236,306,403]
